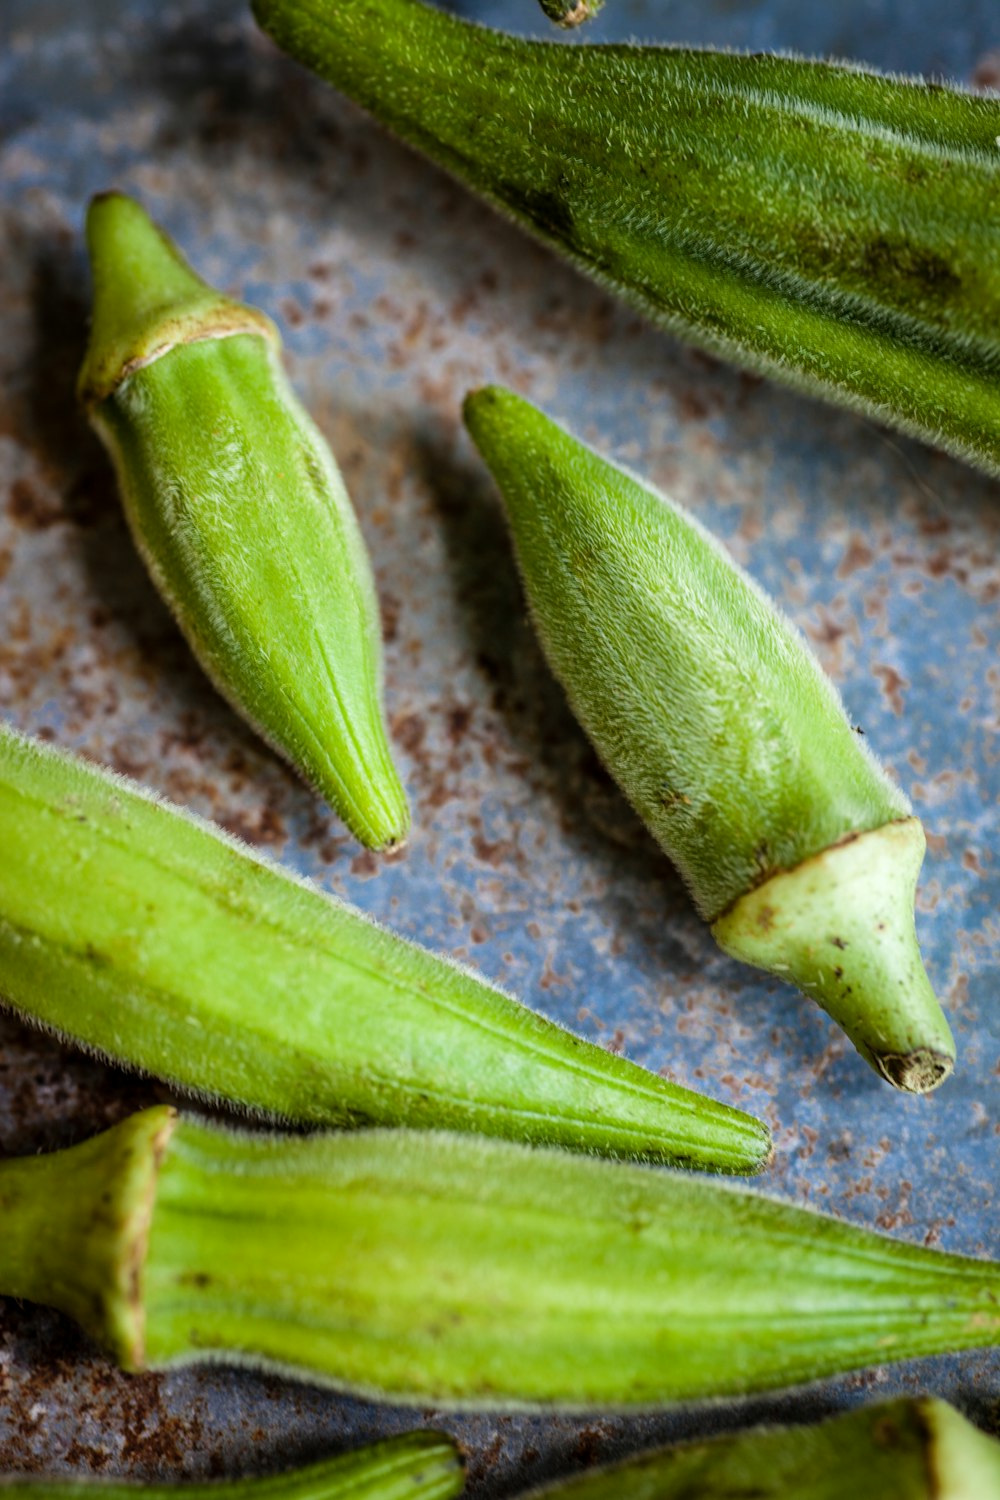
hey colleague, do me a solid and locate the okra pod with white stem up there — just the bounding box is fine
[1,1107,998,1406]
[521,1397,1000,1499]
[0,1438,464,1500]
[463,387,954,1092]
[0,722,768,1171]
[78,192,407,851]
[252,0,1000,476]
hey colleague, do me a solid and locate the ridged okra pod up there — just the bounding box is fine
[522,1398,1000,1499]
[464,387,954,1093]
[252,0,1000,476]
[78,192,407,850]
[0,1438,463,1500]
[0,723,768,1171]
[1,1107,998,1405]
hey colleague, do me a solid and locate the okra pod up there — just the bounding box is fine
[522,1397,1000,1499]
[0,1437,463,1500]
[78,192,408,850]
[1,1107,997,1406]
[0,723,768,1171]
[252,0,1000,475]
[463,387,954,1092]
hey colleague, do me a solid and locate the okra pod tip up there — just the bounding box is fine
[463,385,954,1093]
[78,191,410,850]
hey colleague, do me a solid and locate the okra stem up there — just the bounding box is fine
[0,1435,464,1500]
[252,0,1000,475]
[0,724,769,1172]
[3,1108,997,1407]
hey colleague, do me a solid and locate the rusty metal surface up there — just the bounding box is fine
[1,0,998,1490]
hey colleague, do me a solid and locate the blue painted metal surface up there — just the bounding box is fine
[0,0,997,1492]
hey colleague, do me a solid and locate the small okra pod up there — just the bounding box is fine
[0,1437,464,1500]
[77,192,408,851]
[463,386,954,1093]
[0,723,769,1172]
[520,1397,1000,1499]
[251,0,1000,476]
[1,1107,998,1406]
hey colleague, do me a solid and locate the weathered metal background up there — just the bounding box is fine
[1,0,998,1491]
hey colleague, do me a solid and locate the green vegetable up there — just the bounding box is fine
[252,0,1000,476]
[521,1397,1000,1499]
[0,1437,463,1500]
[1,1107,997,1405]
[536,0,604,29]
[0,722,768,1171]
[463,387,953,1093]
[78,192,408,850]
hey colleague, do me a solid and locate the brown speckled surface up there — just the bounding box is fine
[0,0,998,1491]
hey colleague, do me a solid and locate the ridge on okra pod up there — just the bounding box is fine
[78,191,408,851]
[251,0,1000,476]
[463,386,954,1093]
[520,1397,1000,1499]
[0,1437,464,1500]
[0,1107,997,1407]
[0,722,769,1173]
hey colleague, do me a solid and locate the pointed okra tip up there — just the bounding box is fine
[713,819,955,1094]
[78,191,275,409]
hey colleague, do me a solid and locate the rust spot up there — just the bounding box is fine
[754,903,777,934]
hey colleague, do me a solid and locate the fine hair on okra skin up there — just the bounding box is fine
[0,1107,998,1408]
[251,0,1000,477]
[0,720,770,1173]
[517,1397,1000,1499]
[463,386,954,1095]
[0,1437,464,1500]
[77,191,408,852]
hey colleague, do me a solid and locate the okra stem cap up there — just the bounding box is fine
[712,817,954,1092]
[78,192,276,408]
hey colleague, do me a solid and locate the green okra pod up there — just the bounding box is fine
[0,722,769,1171]
[1,1107,998,1405]
[252,0,1000,475]
[0,1437,463,1500]
[521,1397,1000,1499]
[78,192,407,850]
[463,387,954,1093]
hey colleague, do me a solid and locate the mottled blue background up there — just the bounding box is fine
[0,0,997,1491]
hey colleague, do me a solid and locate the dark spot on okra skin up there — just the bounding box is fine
[499,182,576,243]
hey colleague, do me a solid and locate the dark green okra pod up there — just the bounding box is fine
[0,722,768,1171]
[252,0,1000,475]
[520,1397,1000,1499]
[463,387,954,1093]
[1,1107,998,1405]
[0,1438,463,1500]
[78,192,407,850]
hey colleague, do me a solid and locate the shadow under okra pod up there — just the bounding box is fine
[78,191,408,852]
[0,1108,997,1407]
[463,386,955,1094]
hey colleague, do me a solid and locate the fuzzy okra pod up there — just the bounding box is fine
[252,0,1000,476]
[0,723,768,1171]
[0,1438,463,1500]
[522,1397,1000,1499]
[1,1107,998,1405]
[464,388,953,1093]
[78,192,407,850]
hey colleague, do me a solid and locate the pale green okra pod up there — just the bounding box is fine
[522,1398,1000,1499]
[1,1107,998,1406]
[0,1438,463,1500]
[0,722,768,1171]
[78,192,407,851]
[463,387,954,1093]
[251,0,1000,475]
